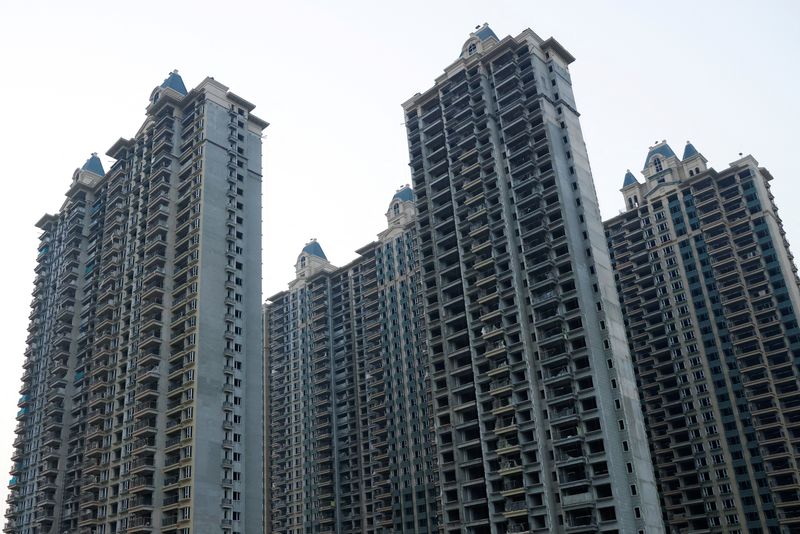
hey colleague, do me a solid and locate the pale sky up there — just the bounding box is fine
[0,0,798,514]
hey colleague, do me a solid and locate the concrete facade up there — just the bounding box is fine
[5,72,267,534]
[402,25,663,534]
[605,142,800,533]
[264,188,439,534]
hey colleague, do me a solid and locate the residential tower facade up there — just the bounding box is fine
[401,25,663,534]
[5,72,267,534]
[265,187,439,534]
[605,142,800,533]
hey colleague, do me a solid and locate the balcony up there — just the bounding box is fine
[489,378,512,396]
[484,340,506,359]
[130,476,155,493]
[129,515,153,531]
[132,437,156,453]
[495,417,517,435]
[503,499,528,518]
[565,514,596,531]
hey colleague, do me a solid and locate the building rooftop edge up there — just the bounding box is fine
[403,27,568,110]
[35,213,58,229]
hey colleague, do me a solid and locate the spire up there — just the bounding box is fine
[160,70,187,96]
[81,153,105,177]
[622,169,638,188]
[682,141,699,160]
[643,141,677,170]
[392,185,414,203]
[473,23,498,42]
[300,239,327,260]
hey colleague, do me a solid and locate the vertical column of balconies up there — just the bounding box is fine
[415,61,506,534]
[63,190,104,531]
[129,161,163,534]
[446,59,541,533]
[608,206,715,531]
[374,245,395,534]
[107,150,134,531]
[326,276,348,532]
[161,99,198,534]
[5,217,56,534]
[116,128,157,534]
[57,215,83,526]
[10,192,100,534]
[273,306,291,533]
[482,49,549,534]
[374,230,439,534]
[756,178,800,531]
[89,161,129,533]
[705,170,800,530]
[129,150,167,527]
[300,291,317,534]
[274,287,314,534]
[220,101,252,534]
[308,278,336,533]
[688,174,769,531]
[269,288,310,534]
[63,191,101,532]
[408,91,469,533]
[355,255,393,533]
[265,295,292,533]
[327,274,357,534]
[39,194,92,534]
[410,86,472,534]
[494,45,622,532]
[40,223,72,533]
[83,174,119,531]
[408,234,442,534]
[151,99,196,534]
[100,137,141,533]
[694,176,762,531]
[351,265,375,534]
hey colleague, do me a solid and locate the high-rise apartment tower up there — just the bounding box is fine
[605,142,800,533]
[5,72,267,534]
[401,25,664,533]
[264,187,439,534]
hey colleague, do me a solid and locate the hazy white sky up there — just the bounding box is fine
[0,0,797,514]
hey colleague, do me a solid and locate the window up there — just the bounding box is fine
[467,42,477,55]
[653,157,663,172]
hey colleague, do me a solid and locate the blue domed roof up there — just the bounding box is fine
[474,24,498,42]
[622,170,638,188]
[301,240,327,260]
[643,142,676,169]
[682,141,699,160]
[392,186,414,203]
[81,153,105,177]
[160,70,187,96]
